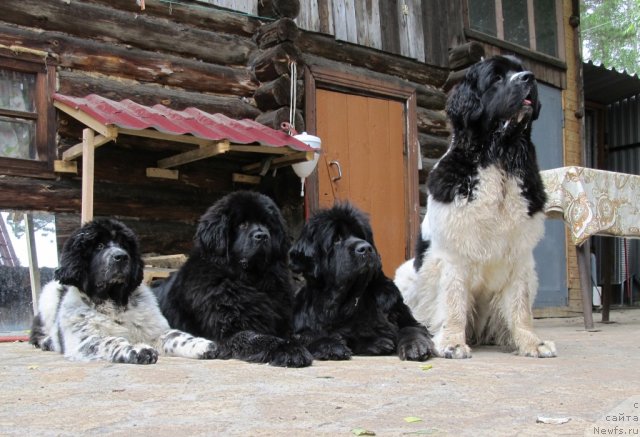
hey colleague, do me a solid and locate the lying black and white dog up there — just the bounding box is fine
[30,219,217,364]
[291,203,433,361]
[155,191,313,367]
[395,55,556,359]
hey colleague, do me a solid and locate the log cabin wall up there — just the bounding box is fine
[0,0,309,255]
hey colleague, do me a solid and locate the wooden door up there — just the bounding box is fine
[315,89,407,276]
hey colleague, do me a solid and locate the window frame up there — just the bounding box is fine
[0,54,56,178]
[464,0,565,64]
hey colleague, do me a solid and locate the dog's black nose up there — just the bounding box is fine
[519,72,534,83]
[251,230,270,243]
[111,249,129,263]
[354,241,374,255]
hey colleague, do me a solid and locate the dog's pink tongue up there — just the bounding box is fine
[524,99,532,105]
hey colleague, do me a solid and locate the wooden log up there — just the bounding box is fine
[254,18,300,49]
[58,70,261,120]
[3,0,256,66]
[80,0,261,37]
[444,67,469,91]
[52,35,257,97]
[416,107,450,137]
[55,212,198,256]
[251,42,302,83]
[298,32,449,87]
[448,41,485,70]
[258,0,301,19]
[255,107,305,133]
[0,176,217,222]
[415,84,448,110]
[254,76,303,111]
[418,133,450,159]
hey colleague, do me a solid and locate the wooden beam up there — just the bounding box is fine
[242,151,312,173]
[232,173,261,185]
[118,128,212,146]
[146,167,179,180]
[53,100,118,138]
[62,134,116,161]
[81,128,95,224]
[24,213,40,315]
[53,160,78,174]
[228,145,293,155]
[157,140,230,169]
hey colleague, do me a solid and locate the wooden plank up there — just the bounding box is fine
[53,100,118,139]
[228,145,293,155]
[24,213,41,314]
[317,0,334,34]
[232,173,261,184]
[81,128,95,224]
[143,254,187,268]
[241,151,312,173]
[146,167,179,180]
[210,0,258,15]
[398,0,426,62]
[295,0,320,32]
[118,128,211,146]
[332,0,357,44]
[62,134,115,161]
[53,160,78,174]
[355,0,382,49]
[157,140,230,168]
[380,0,401,54]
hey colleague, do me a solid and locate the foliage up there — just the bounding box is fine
[581,0,640,74]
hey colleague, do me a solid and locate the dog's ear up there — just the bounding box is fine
[195,212,229,258]
[446,66,484,132]
[54,228,92,289]
[289,228,318,277]
[118,222,144,289]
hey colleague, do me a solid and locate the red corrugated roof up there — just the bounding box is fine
[52,93,314,152]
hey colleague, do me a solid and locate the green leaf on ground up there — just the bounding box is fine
[419,364,433,371]
[351,428,376,436]
[404,416,423,423]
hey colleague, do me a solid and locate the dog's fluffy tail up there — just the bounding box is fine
[394,259,418,301]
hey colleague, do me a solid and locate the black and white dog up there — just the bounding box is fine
[30,219,217,364]
[395,56,556,359]
[291,203,433,361]
[155,191,313,368]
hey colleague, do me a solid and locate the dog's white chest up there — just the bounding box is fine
[426,165,544,264]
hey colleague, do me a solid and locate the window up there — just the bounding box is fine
[467,0,561,58]
[0,55,55,177]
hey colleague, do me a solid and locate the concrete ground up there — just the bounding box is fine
[1,309,639,437]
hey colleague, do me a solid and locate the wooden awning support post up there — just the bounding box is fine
[81,128,95,224]
[24,213,41,315]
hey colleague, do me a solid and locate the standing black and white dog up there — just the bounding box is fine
[395,56,556,359]
[30,219,218,364]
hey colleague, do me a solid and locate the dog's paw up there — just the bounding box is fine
[440,343,472,359]
[129,345,159,365]
[519,340,557,358]
[195,339,219,360]
[398,336,434,361]
[355,336,396,356]
[309,338,353,361]
[269,341,313,368]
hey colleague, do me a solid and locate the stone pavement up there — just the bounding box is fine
[1,309,639,436]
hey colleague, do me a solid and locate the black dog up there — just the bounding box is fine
[30,219,218,364]
[155,191,312,367]
[290,203,433,361]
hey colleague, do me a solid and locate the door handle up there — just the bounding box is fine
[329,160,342,182]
